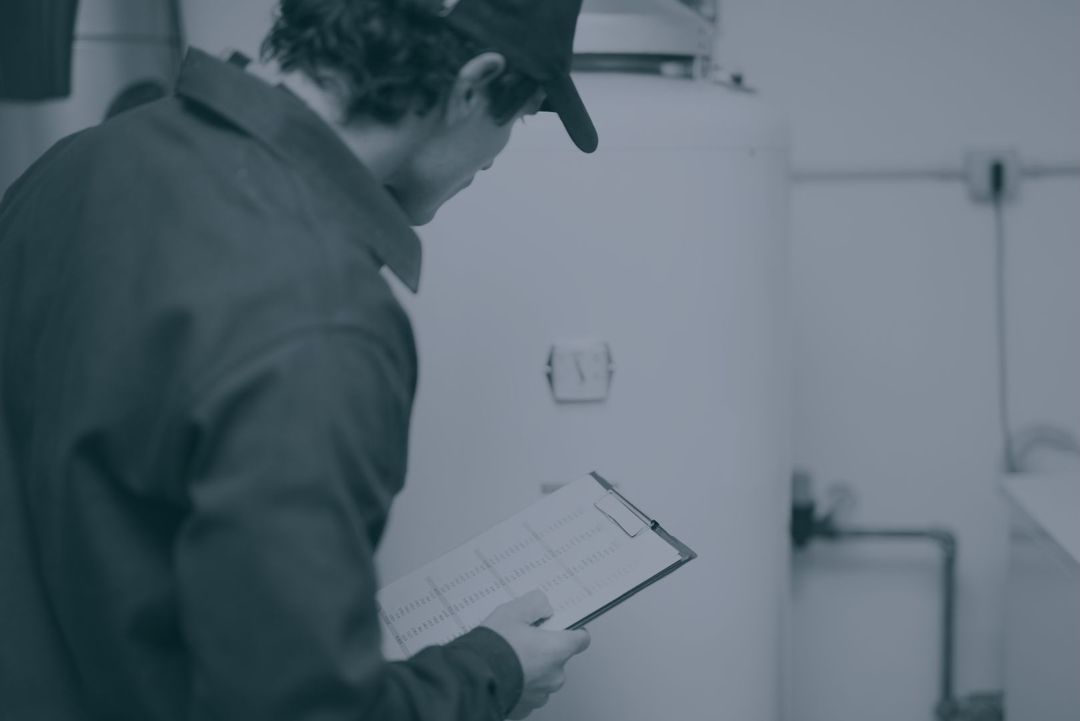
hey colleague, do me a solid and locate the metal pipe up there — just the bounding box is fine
[791,164,1080,184]
[823,526,959,721]
[1023,164,1080,179]
[573,53,696,77]
[791,168,964,183]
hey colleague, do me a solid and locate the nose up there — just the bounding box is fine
[481,160,494,172]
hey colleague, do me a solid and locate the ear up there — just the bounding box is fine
[444,52,507,125]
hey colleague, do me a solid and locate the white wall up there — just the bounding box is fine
[721,2,1080,720]
[0,0,175,194]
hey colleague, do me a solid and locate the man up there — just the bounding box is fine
[0,0,597,719]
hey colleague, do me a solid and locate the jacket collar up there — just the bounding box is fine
[174,48,422,293]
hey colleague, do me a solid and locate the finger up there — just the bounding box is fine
[509,589,553,625]
[529,691,551,710]
[558,628,591,656]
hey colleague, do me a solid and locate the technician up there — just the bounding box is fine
[0,0,597,719]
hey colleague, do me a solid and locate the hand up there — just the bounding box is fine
[481,590,591,719]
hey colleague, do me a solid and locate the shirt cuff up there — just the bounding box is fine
[447,626,524,717]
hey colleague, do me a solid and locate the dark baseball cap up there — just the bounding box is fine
[434,0,598,153]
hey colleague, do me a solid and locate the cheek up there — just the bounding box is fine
[441,120,514,188]
[488,121,515,157]
[390,118,518,222]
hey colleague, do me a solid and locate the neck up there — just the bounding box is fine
[247,58,428,183]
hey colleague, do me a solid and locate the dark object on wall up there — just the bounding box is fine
[0,0,81,100]
[104,79,168,120]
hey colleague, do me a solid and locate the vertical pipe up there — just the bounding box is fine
[991,194,1019,474]
[938,533,957,718]
[826,528,959,720]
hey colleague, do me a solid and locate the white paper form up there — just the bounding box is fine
[377,475,684,660]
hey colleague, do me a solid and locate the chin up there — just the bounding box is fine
[413,185,474,226]
[406,192,460,227]
[385,186,435,226]
[407,205,439,227]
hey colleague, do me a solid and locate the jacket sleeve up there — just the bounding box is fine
[176,327,523,721]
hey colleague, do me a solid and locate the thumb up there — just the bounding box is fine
[566,628,591,655]
[507,590,553,625]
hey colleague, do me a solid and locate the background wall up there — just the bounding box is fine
[0,0,176,193]
[720,2,1080,720]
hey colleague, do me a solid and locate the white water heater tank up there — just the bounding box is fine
[381,70,791,721]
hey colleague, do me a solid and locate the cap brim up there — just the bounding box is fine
[539,74,597,153]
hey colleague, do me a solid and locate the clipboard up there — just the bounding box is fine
[566,472,697,629]
[377,472,696,659]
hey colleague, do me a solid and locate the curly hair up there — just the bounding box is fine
[262,0,540,126]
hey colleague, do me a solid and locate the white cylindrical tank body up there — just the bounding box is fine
[380,73,791,720]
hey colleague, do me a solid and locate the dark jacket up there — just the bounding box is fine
[0,48,521,721]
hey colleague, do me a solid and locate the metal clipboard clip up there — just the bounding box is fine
[591,473,655,538]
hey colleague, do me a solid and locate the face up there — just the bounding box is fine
[386,54,543,225]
